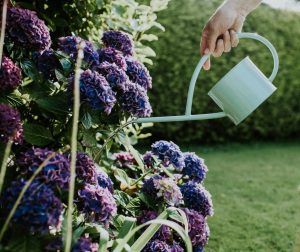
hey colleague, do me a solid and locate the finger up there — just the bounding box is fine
[230,29,239,48]
[223,31,231,53]
[202,24,219,54]
[213,39,224,57]
[201,32,211,70]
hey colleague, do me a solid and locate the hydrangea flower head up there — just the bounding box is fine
[171,241,184,252]
[0,56,22,91]
[95,62,128,91]
[180,182,213,217]
[143,239,171,252]
[75,152,97,184]
[7,7,51,51]
[137,210,172,241]
[120,82,152,117]
[143,151,156,169]
[114,152,136,168]
[182,153,208,183]
[102,30,134,56]
[77,184,117,227]
[151,141,184,171]
[0,103,23,144]
[69,69,116,113]
[97,171,114,193]
[33,49,60,81]
[72,236,99,252]
[125,57,152,90]
[98,47,127,70]
[141,174,162,199]
[45,237,62,251]
[58,36,99,67]
[17,147,70,190]
[181,208,210,247]
[1,179,63,233]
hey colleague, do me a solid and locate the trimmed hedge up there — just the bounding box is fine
[147,0,300,143]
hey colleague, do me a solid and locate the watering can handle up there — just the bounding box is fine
[185,32,279,115]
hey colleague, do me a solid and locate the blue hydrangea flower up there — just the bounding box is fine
[125,57,152,90]
[17,147,70,190]
[58,36,99,67]
[68,69,116,113]
[137,210,172,241]
[7,7,51,51]
[193,246,204,252]
[77,184,117,227]
[97,171,114,193]
[182,153,208,183]
[151,141,184,171]
[141,174,162,199]
[95,62,128,91]
[45,237,62,251]
[120,81,152,117]
[33,49,60,81]
[0,103,23,144]
[180,182,213,217]
[98,47,127,70]
[181,208,210,247]
[0,56,22,91]
[72,236,99,252]
[102,30,134,56]
[143,239,171,252]
[0,179,63,233]
[75,152,97,184]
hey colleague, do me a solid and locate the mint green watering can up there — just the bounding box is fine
[136,33,279,125]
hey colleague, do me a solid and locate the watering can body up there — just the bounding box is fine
[136,33,279,125]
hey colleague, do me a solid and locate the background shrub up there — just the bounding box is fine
[147,0,300,143]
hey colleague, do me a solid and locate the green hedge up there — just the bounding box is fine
[147,0,300,143]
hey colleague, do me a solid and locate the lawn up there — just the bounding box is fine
[185,142,300,252]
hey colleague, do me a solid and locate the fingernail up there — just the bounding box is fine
[204,48,210,55]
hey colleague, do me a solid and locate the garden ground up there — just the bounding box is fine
[185,142,300,252]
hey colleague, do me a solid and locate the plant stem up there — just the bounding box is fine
[64,41,84,252]
[0,151,57,241]
[0,0,8,66]
[0,139,13,195]
[130,169,152,187]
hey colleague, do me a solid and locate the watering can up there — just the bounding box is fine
[136,32,279,125]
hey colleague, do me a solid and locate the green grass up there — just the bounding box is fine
[185,142,300,252]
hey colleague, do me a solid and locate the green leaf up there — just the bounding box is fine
[5,235,42,252]
[20,60,40,81]
[81,111,93,129]
[36,94,69,115]
[126,197,142,215]
[23,123,54,146]
[114,190,132,208]
[114,168,131,186]
[139,34,158,42]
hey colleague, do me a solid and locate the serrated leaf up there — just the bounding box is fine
[23,123,54,146]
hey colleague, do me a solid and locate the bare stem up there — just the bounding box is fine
[64,41,85,252]
[0,0,8,66]
[0,139,13,195]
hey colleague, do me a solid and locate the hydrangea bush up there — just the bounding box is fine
[0,1,215,252]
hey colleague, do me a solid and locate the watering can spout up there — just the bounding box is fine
[136,33,279,125]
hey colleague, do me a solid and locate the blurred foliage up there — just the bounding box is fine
[147,0,300,143]
[14,0,170,64]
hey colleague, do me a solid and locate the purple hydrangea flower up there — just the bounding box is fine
[98,47,127,70]
[181,208,210,247]
[72,236,99,252]
[102,30,134,56]
[151,141,184,171]
[137,210,172,241]
[153,177,182,206]
[17,147,70,190]
[120,82,152,117]
[125,57,152,90]
[33,49,60,80]
[141,175,162,199]
[7,7,51,51]
[45,237,62,251]
[75,152,97,184]
[95,62,128,91]
[1,179,63,233]
[77,184,117,227]
[143,151,155,169]
[143,239,171,252]
[182,153,208,183]
[171,241,184,252]
[58,36,99,67]
[180,182,213,217]
[114,152,136,168]
[69,69,116,113]
[97,171,114,193]
[0,56,22,91]
[0,103,23,144]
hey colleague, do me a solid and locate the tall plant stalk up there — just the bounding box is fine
[64,41,85,252]
[0,139,13,195]
[0,0,8,65]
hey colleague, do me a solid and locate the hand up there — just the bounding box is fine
[200,1,246,70]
